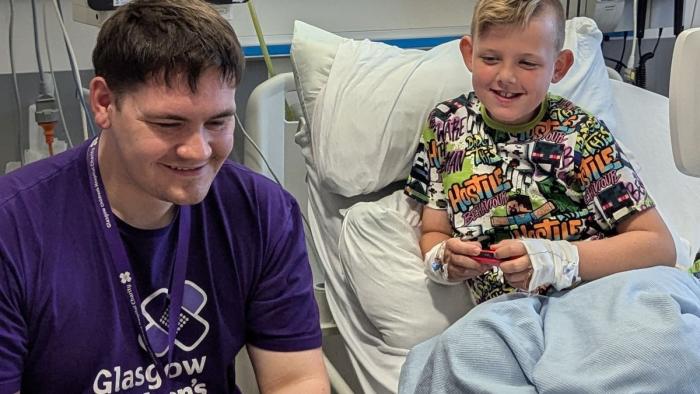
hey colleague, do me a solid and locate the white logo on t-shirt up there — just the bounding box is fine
[138,280,210,357]
[119,271,132,284]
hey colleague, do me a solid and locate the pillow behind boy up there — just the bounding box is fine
[290,18,616,198]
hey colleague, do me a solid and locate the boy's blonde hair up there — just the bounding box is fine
[471,0,566,51]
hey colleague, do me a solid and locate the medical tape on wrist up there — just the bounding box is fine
[423,240,452,284]
[520,238,580,291]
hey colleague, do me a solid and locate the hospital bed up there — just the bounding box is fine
[244,18,700,394]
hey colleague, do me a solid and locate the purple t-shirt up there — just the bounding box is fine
[0,140,321,393]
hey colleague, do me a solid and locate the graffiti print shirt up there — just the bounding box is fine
[405,92,654,304]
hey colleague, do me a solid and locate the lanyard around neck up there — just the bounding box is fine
[85,137,191,381]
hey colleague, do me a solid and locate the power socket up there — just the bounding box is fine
[72,0,114,27]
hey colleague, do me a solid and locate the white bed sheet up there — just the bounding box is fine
[298,80,698,394]
[609,79,700,265]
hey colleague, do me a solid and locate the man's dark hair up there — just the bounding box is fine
[92,0,244,102]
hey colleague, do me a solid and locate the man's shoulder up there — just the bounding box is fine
[209,160,297,209]
[0,146,86,211]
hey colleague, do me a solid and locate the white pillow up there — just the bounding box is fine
[338,190,473,349]
[551,17,617,131]
[290,18,616,197]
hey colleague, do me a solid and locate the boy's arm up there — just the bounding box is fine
[496,207,676,288]
[575,206,676,280]
[419,207,452,255]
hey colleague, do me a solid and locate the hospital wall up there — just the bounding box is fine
[2,0,699,172]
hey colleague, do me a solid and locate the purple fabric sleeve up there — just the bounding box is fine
[0,254,26,394]
[245,197,322,352]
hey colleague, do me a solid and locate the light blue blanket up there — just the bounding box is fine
[399,267,700,393]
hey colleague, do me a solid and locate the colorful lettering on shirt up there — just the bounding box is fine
[405,92,653,304]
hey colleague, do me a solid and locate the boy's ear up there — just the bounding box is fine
[460,35,475,72]
[89,77,115,130]
[551,49,574,83]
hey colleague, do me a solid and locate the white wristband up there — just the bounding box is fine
[423,240,459,285]
[520,238,580,291]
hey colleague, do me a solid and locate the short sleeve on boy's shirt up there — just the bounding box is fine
[405,109,453,211]
[573,113,655,231]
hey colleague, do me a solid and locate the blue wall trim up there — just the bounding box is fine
[242,35,463,57]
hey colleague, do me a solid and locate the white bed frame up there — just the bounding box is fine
[242,72,356,393]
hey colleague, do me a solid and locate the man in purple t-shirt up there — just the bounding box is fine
[0,1,328,393]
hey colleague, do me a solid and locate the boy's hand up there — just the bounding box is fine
[443,238,491,281]
[491,240,532,290]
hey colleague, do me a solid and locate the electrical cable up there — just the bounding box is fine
[234,113,324,269]
[9,0,24,165]
[43,1,73,148]
[604,56,627,70]
[618,31,628,73]
[30,0,48,94]
[58,0,89,141]
[603,32,628,73]
[692,0,698,27]
[626,0,639,82]
[51,0,95,140]
[636,27,663,89]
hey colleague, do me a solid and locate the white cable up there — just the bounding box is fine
[9,0,24,164]
[235,114,283,186]
[626,0,639,79]
[51,0,90,141]
[692,0,698,28]
[43,2,73,148]
[80,97,88,141]
[234,113,324,268]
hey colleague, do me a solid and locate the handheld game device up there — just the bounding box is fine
[472,250,502,265]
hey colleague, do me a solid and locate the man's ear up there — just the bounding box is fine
[551,49,574,83]
[89,77,115,130]
[460,35,475,72]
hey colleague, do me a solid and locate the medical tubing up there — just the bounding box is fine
[9,0,24,164]
[39,122,56,156]
[51,0,95,140]
[235,113,324,271]
[246,0,296,121]
[247,1,275,77]
[43,2,73,148]
[30,0,48,94]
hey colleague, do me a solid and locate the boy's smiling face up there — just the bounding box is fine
[461,13,573,125]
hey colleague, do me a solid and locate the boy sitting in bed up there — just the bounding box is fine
[404,0,676,304]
